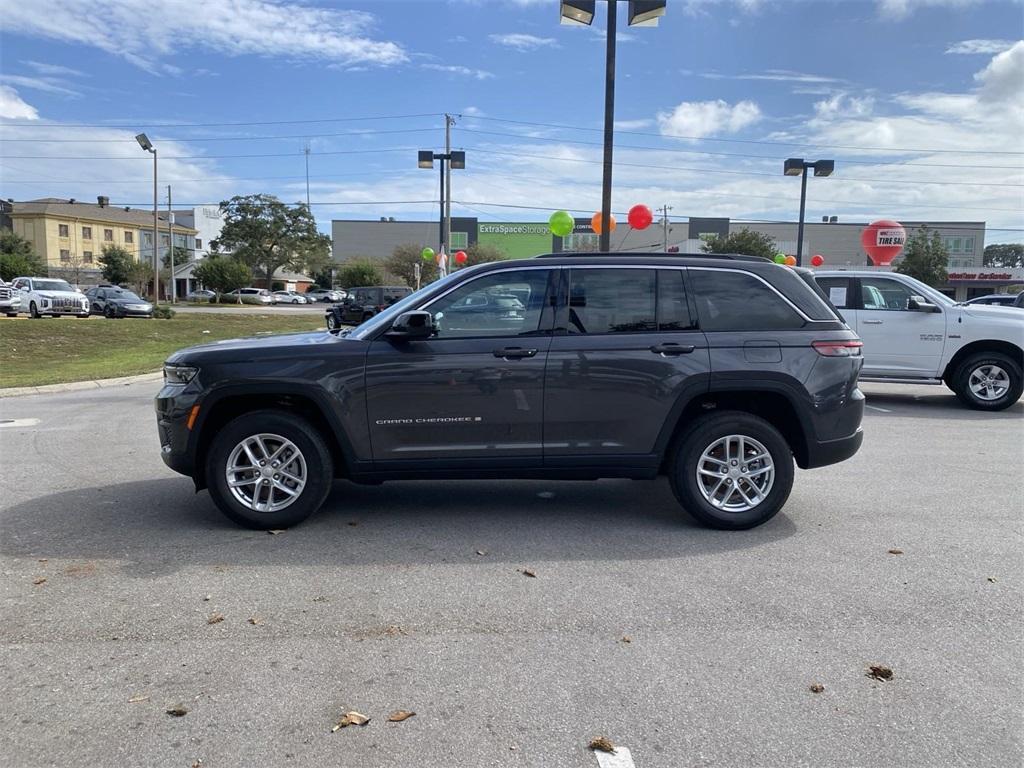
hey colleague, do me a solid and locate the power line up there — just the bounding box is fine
[464,114,1024,157]
[0,146,423,161]
[0,127,442,143]
[0,112,446,130]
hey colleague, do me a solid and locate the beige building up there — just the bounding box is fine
[9,196,196,283]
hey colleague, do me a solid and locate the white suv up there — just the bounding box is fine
[10,276,90,319]
[815,270,1024,410]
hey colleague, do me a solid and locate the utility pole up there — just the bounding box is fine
[660,205,673,252]
[599,0,617,252]
[304,143,311,210]
[444,114,455,255]
[167,185,176,303]
[152,150,159,305]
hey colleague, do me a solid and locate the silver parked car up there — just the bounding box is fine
[272,290,309,304]
[0,278,23,317]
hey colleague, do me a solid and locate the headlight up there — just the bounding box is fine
[163,364,199,385]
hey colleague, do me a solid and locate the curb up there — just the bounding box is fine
[0,371,164,398]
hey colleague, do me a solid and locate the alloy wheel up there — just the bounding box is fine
[968,364,1010,401]
[225,433,307,513]
[696,434,775,512]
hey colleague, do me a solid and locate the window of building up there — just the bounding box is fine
[58,224,69,237]
[83,251,93,263]
[426,269,552,339]
[103,229,113,242]
[449,232,468,250]
[60,249,71,261]
[964,237,974,253]
[195,238,202,250]
[690,269,804,331]
[82,226,92,239]
[124,231,134,244]
[951,238,962,252]
[567,269,657,334]
[161,234,169,246]
[143,232,152,246]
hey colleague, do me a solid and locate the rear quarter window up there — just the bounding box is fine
[690,269,805,332]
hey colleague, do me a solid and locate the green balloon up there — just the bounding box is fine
[548,210,574,238]
[774,253,787,264]
[421,247,435,261]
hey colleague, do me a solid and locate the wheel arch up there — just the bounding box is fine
[943,340,1024,382]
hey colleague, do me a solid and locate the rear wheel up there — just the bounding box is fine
[206,410,334,529]
[953,352,1023,411]
[668,411,794,530]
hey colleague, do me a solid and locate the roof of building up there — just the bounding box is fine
[10,198,197,232]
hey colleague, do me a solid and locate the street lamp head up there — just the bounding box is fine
[628,0,667,27]
[135,133,153,151]
[813,159,835,177]
[417,150,434,169]
[783,158,805,176]
[560,0,595,26]
[449,150,466,170]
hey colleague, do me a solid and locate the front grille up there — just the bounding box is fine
[0,287,10,300]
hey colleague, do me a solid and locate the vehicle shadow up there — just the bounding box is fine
[0,476,796,577]
[863,387,1024,420]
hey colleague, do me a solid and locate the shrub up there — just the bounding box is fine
[217,294,263,305]
[152,305,176,319]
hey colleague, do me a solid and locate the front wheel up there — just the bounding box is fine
[953,352,1023,411]
[206,410,334,529]
[668,411,794,530]
[29,302,42,319]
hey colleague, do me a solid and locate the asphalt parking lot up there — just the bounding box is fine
[1,382,1021,768]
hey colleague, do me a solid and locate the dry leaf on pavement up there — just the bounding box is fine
[621,636,632,644]
[206,613,224,625]
[867,665,894,681]
[589,736,616,753]
[32,577,46,585]
[202,595,211,602]
[166,706,189,717]
[332,711,371,731]
[476,549,487,556]
[388,710,415,722]
[987,576,998,583]
[247,616,262,625]
[267,529,287,535]
[520,568,537,578]
[809,683,825,693]
[888,548,904,555]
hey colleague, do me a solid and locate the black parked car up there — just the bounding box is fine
[332,285,412,325]
[157,253,864,531]
[85,285,153,318]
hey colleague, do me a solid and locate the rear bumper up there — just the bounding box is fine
[804,427,863,469]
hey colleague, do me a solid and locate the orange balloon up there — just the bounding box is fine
[784,255,797,266]
[591,212,616,235]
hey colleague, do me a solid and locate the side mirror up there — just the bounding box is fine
[386,310,434,340]
[908,295,940,313]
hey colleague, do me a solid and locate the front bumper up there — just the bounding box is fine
[155,385,198,478]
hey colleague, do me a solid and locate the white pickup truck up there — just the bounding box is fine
[815,270,1024,411]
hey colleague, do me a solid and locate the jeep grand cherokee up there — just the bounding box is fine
[156,253,864,531]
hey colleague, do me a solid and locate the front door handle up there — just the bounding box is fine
[650,343,696,356]
[862,319,884,325]
[493,347,538,359]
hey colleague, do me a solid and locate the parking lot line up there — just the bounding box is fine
[595,746,636,768]
[865,404,893,413]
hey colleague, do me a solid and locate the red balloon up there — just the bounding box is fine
[861,220,906,266]
[454,250,467,264]
[810,254,824,267]
[627,204,653,230]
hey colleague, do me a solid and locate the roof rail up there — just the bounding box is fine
[534,251,770,263]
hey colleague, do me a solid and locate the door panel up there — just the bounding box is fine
[856,276,945,376]
[544,268,710,458]
[365,268,555,461]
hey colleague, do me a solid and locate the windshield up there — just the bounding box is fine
[112,290,143,301]
[349,271,465,340]
[34,280,74,292]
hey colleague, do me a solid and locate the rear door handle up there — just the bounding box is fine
[862,319,884,325]
[650,343,696,356]
[494,347,538,359]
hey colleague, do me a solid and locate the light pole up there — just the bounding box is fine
[561,0,666,252]
[418,149,465,254]
[135,133,159,305]
[784,158,834,266]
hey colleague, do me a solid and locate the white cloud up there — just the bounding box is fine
[974,40,1024,104]
[461,106,484,116]
[877,0,981,20]
[423,63,494,80]
[22,60,85,77]
[614,118,655,130]
[701,69,843,84]
[946,39,1018,55]
[489,33,558,51]
[0,86,38,119]
[813,93,875,120]
[657,100,762,139]
[0,0,406,71]
[0,74,80,97]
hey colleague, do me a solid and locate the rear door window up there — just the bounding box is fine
[690,269,805,331]
[657,269,697,331]
[567,269,656,334]
[815,277,855,310]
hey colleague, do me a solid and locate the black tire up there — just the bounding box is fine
[668,411,795,530]
[952,352,1023,411]
[29,302,42,319]
[5,313,16,318]
[205,409,334,529]
[76,314,89,319]
[104,305,116,319]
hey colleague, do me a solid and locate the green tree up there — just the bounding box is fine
[192,255,252,299]
[336,258,383,288]
[895,227,949,287]
[212,195,332,285]
[385,243,438,287]
[127,259,155,297]
[463,242,508,267]
[0,230,44,281]
[98,244,136,285]
[163,245,192,271]
[983,243,1024,268]
[701,228,779,260]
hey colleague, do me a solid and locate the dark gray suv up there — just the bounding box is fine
[156,253,864,531]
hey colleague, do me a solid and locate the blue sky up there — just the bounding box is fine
[0,0,1022,241]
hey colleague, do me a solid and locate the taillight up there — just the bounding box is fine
[813,340,863,357]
